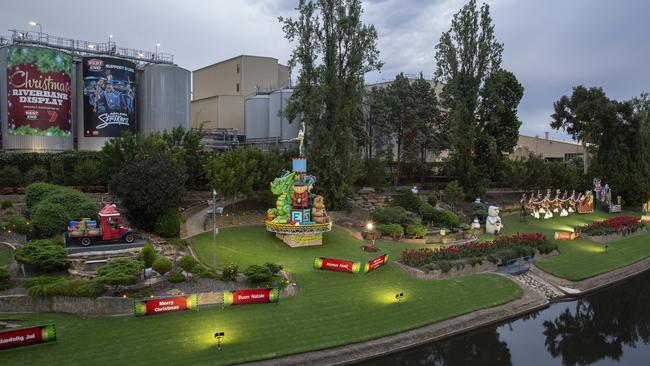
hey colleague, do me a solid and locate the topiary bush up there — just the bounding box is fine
[25,166,49,184]
[243,264,273,285]
[154,209,181,238]
[406,224,427,238]
[25,182,61,210]
[152,257,172,275]
[26,183,98,237]
[372,206,407,225]
[0,166,22,188]
[168,272,186,283]
[178,255,198,273]
[14,239,68,272]
[30,202,69,238]
[221,262,238,281]
[377,223,404,241]
[139,244,157,268]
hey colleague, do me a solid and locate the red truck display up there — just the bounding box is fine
[65,204,138,246]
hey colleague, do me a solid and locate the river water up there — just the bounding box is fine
[359,270,650,366]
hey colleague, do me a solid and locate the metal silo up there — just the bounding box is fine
[245,94,270,139]
[139,64,190,134]
[1,45,74,151]
[268,88,299,140]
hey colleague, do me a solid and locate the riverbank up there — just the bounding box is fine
[244,280,548,366]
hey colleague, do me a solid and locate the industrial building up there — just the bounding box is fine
[510,133,585,162]
[0,29,190,152]
[191,55,291,133]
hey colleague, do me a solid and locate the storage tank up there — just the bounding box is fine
[77,57,138,151]
[245,94,270,139]
[139,64,190,134]
[1,45,74,151]
[268,88,299,140]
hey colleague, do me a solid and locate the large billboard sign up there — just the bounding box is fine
[6,46,72,136]
[313,257,361,273]
[82,57,137,137]
[223,288,279,305]
[364,254,389,273]
[0,324,56,350]
[134,295,198,317]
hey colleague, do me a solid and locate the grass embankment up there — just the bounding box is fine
[501,211,650,281]
[0,247,12,268]
[2,226,521,365]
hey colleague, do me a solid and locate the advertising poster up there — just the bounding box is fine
[6,46,72,136]
[313,257,361,273]
[223,288,279,306]
[82,57,136,137]
[0,324,56,350]
[134,295,198,317]
[364,254,389,273]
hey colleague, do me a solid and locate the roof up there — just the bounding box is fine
[194,55,286,72]
[99,204,121,217]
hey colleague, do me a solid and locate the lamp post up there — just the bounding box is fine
[212,189,217,269]
[28,21,42,41]
[108,34,113,52]
[366,221,375,248]
[155,43,160,59]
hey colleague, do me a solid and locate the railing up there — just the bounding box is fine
[6,30,174,65]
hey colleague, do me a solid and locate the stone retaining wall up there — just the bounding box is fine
[394,260,498,280]
[583,228,647,243]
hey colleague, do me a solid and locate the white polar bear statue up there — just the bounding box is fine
[486,205,503,235]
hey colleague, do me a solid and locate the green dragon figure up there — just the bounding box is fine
[268,171,296,223]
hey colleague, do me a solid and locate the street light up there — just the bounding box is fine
[155,43,160,59]
[28,21,42,41]
[212,189,218,269]
[214,331,225,350]
[366,221,375,248]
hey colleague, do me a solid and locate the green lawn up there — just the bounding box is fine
[0,247,12,268]
[500,211,650,281]
[2,226,521,365]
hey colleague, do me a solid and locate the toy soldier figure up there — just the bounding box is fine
[292,180,309,209]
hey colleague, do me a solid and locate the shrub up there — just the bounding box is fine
[389,189,421,212]
[419,204,460,227]
[437,260,453,273]
[152,257,172,275]
[168,273,186,283]
[438,209,461,228]
[0,166,22,188]
[178,255,198,273]
[14,240,68,271]
[427,191,439,207]
[372,206,407,225]
[418,203,437,223]
[467,257,483,267]
[139,244,157,268]
[377,223,404,241]
[26,183,98,237]
[25,182,61,210]
[243,264,273,285]
[406,224,427,238]
[24,275,61,288]
[1,200,13,209]
[0,268,11,290]
[2,214,32,235]
[96,258,144,289]
[170,238,188,249]
[265,262,283,275]
[25,166,49,184]
[472,201,489,221]
[30,202,69,238]
[580,216,645,236]
[27,278,105,298]
[194,266,219,279]
[537,241,559,255]
[72,159,103,186]
[37,190,98,218]
[154,210,181,238]
[221,262,238,281]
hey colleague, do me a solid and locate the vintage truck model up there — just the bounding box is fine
[65,204,138,246]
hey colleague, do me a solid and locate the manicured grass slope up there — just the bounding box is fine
[501,211,650,281]
[2,226,521,366]
[0,247,12,268]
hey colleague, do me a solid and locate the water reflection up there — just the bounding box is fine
[358,271,650,366]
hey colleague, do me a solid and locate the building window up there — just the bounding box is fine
[236,83,240,93]
[236,64,240,73]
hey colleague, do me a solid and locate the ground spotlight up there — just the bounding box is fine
[395,292,404,303]
[214,331,225,350]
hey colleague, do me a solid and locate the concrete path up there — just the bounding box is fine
[182,205,212,239]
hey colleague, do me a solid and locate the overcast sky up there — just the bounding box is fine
[2,0,649,139]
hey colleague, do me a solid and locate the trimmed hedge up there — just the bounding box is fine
[377,223,404,240]
[152,257,172,275]
[372,206,407,225]
[0,151,105,187]
[24,276,105,298]
[406,224,427,238]
[0,166,22,188]
[14,239,68,272]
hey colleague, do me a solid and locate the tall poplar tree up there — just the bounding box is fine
[434,0,506,198]
[280,0,382,208]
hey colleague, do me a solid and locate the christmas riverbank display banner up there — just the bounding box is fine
[134,295,198,317]
[313,257,361,273]
[364,254,389,273]
[223,288,280,305]
[82,57,137,137]
[0,324,56,350]
[6,46,72,136]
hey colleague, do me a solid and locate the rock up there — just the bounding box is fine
[358,187,376,195]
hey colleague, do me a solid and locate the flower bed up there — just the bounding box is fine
[400,233,556,269]
[580,215,645,237]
